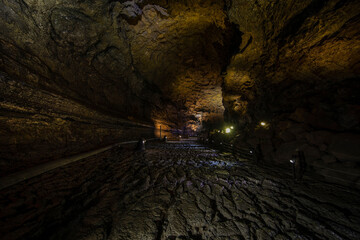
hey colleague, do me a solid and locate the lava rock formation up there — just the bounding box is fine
[0,0,359,184]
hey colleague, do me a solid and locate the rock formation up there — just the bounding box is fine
[0,0,359,185]
[223,0,360,186]
[0,0,236,173]
[0,0,234,123]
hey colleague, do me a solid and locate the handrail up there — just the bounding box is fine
[0,138,159,191]
[200,137,359,188]
[200,138,257,161]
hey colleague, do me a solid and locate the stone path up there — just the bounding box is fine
[1,141,359,240]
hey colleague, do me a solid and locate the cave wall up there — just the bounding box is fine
[224,0,360,186]
[0,0,154,121]
[0,72,154,176]
[0,0,237,174]
[1,0,359,186]
[0,0,233,127]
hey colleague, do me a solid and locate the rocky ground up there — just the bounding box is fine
[1,140,359,240]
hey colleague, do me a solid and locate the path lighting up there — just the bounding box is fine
[137,138,146,151]
[230,126,234,129]
[260,122,267,126]
[225,128,231,133]
[290,159,296,180]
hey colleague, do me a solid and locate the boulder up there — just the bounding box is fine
[290,108,340,131]
[328,133,360,162]
[302,145,321,161]
[278,131,296,142]
[321,154,337,164]
[305,131,334,147]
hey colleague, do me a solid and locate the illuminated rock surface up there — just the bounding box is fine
[1,0,359,178]
[0,0,237,172]
[0,0,232,126]
[222,0,360,186]
[1,141,359,239]
[0,0,359,238]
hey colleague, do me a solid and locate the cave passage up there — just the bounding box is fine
[1,140,359,240]
[1,0,360,239]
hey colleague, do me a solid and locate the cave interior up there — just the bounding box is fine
[0,0,360,239]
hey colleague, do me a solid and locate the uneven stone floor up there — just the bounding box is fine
[1,140,360,240]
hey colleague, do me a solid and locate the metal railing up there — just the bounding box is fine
[0,137,160,190]
[200,138,258,161]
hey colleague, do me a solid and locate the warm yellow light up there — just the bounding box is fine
[225,128,231,133]
[260,122,266,126]
[230,126,234,129]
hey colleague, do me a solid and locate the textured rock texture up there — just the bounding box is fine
[0,0,233,127]
[0,0,359,185]
[0,0,236,171]
[0,73,153,176]
[223,0,360,184]
[1,141,359,239]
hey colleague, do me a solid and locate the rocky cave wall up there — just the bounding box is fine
[0,72,154,176]
[0,0,234,125]
[223,0,360,186]
[1,0,359,186]
[0,0,235,174]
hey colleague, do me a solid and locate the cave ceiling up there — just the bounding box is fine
[0,0,359,131]
[224,0,360,127]
[0,0,238,130]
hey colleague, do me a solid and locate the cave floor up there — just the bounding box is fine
[1,140,360,240]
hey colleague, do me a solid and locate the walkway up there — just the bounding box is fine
[0,140,359,239]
